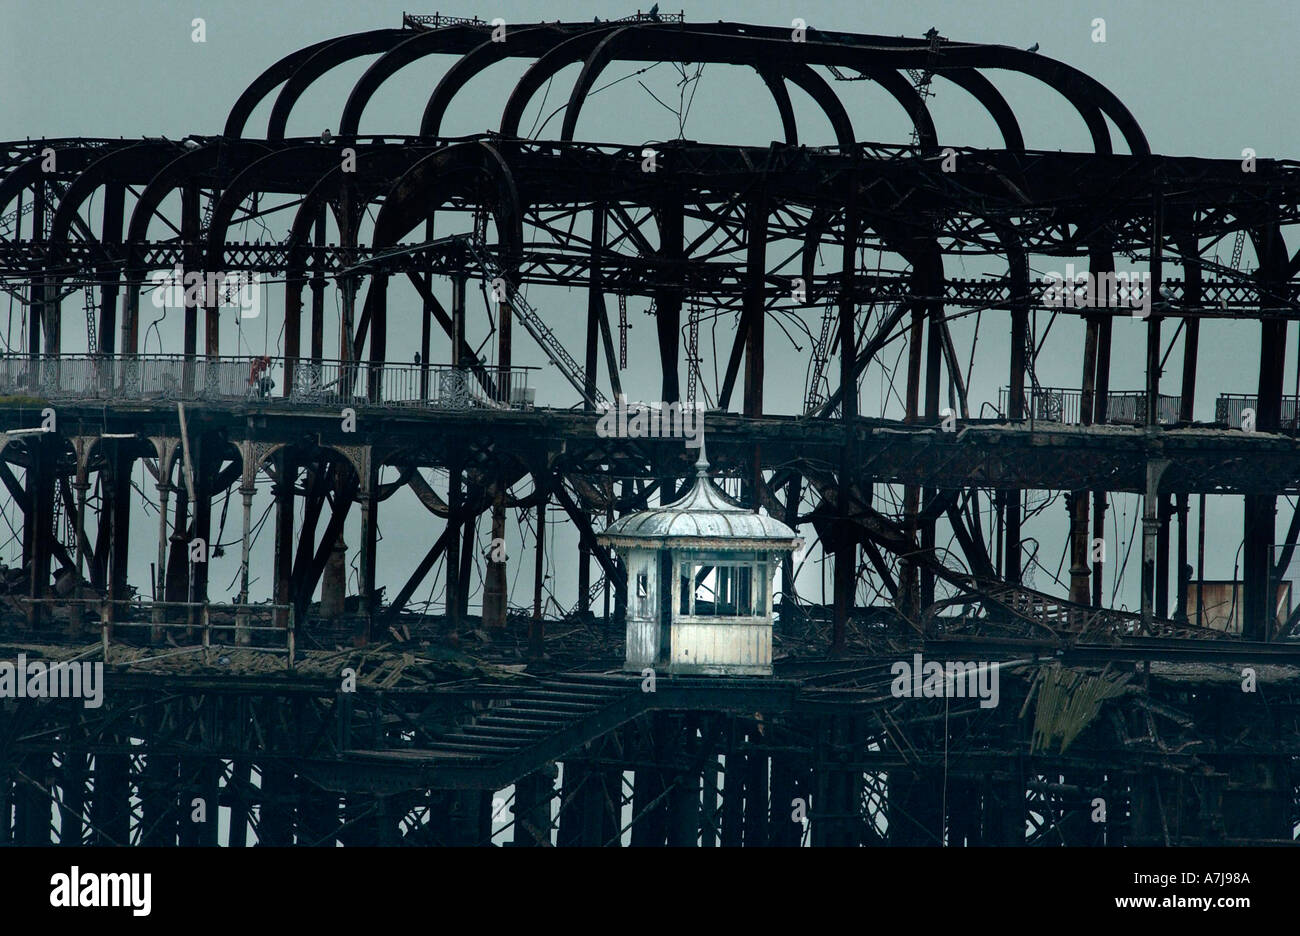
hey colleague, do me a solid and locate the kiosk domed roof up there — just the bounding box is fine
[598,444,800,549]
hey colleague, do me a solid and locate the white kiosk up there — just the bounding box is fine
[598,447,801,676]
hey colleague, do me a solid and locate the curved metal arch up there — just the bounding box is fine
[224,36,344,138]
[498,26,861,147]
[233,21,1146,155]
[690,23,1147,154]
[203,144,342,269]
[791,69,1025,290]
[47,143,178,246]
[930,69,1025,151]
[120,140,274,352]
[265,29,410,141]
[498,28,626,139]
[41,143,186,354]
[772,62,855,147]
[754,64,798,144]
[371,141,522,251]
[419,35,517,137]
[555,26,935,147]
[0,143,121,223]
[342,24,572,137]
[123,141,275,248]
[277,144,445,389]
[281,145,440,280]
[359,141,524,371]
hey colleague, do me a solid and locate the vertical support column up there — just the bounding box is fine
[356,449,377,642]
[90,748,130,846]
[834,177,860,653]
[149,440,175,639]
[164,471,190,609]
[742,191,767,511]
[140,752,179,846]
[1146,189,1165,431]
[367,274,387,402]
[586,202,606,409]
[189,434,211,624]
[665,714,701,847]
[457,502,475,623]
[530,491,546,658]
[1091,289,1114,606]
[483,482,508,631]
[1072,294,1102,605]
[817,716,863,846]
[237,475,255,645]
[28,181,44,362]
[768,749,805,847]
[630,733,668,846]
[311,207,327,365]
[60,723,87,847]
[339,183,356,366]
[781,475,802,625]
[1141,460,1170,634]
[451,274,466,368]
[699,722,720,847]
[98,183,125,354]
[920,251,944,611]
[107,444,133,625]
[720,721,745,847]
[510,769,556,847]
[25,434,54,629]
[273,450,296,632]
[284,271,303,396]
[72,473,90,630]
[1197,492,1207,627]
[1174,493,1190,622]
[420,217,433,399]
[1004,245,1029,586]
[900,300,925,616]
[446,453,462,630]
[1068,490,1091,605]
[557,759,605,847]
[656,199,683,405]
[983,765,1026,846]
[742,726,769,847]
[1246,213,1286,641]
[181,183,200,385]
[13,755,51,844]
[1155,494,1172,620]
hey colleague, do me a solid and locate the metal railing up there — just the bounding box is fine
[998,387,1181,426]
[1216,394,1300,430]
[17,598,296,669]
[0,355,535,410]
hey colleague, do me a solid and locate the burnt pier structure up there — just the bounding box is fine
[1,14,1300,845]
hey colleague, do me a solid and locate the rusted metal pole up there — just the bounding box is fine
[529,495,545,658]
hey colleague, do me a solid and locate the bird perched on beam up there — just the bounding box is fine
[1026,42,1040,52]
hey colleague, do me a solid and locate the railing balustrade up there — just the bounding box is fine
[1215,394,1300,430]
[998,386,1181,426]
[0,355,535,410]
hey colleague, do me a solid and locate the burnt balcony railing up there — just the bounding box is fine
[998,386,1181,426]
[0,354,536,410]
[1216,394,1300,430]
